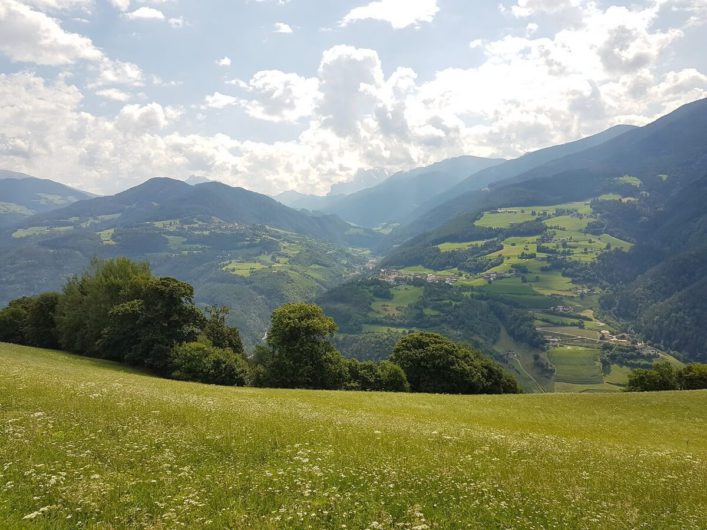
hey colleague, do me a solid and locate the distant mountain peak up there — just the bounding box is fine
[185,175,213,186]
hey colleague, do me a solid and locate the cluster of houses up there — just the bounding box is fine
[599,330,632,344]
[378,269,458,285]
[482,271,514,282]
[549,305,575,314]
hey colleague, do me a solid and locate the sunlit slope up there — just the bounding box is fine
[1,342,706,529]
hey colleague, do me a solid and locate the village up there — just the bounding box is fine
[376,268,460,285]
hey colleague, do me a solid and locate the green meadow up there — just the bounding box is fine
[1,343,706,529]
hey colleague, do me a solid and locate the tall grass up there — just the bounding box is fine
[1,342,705,529]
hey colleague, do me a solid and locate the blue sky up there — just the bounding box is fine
[0,0,706,195]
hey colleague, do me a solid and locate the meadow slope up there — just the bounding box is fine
[1,343,706,529]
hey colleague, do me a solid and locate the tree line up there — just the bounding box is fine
[627,361,707,392]
[0,257,519,395]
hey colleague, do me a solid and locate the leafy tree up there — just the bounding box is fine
[390,332,518,394]
[102,277,204,372]
[202,305,244,353]
[22,292,60,348]
[55,257,151,357]
[376,360,410,392]
[344,358,410,392]
[170,342,249,386]
[259,303,347,390]
[344,359,380,390]
[0,297,33,344]
[678,364,707,390]
[626,361,679,391]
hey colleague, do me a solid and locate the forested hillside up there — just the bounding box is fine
[0,178,379,346]
[0,171,93,227]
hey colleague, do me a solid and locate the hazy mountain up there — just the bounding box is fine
[275,190,342,211]
[184,175,213,185]
[23,177,380,248]
[275,156,502,227]
[396,124,637,240]
[328,168,389,195]
[0,171,93,227]
[276,168,389,211]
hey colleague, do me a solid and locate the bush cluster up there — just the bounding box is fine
[627,361,707,391]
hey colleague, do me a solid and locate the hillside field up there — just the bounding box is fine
[1,343,706,529]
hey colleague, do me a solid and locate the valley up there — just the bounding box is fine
[2,98,707,392]
[326,190,682,392]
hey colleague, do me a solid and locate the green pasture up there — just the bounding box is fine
[548,345,604,385]
[1,343,706,529]
[371,285,423,318]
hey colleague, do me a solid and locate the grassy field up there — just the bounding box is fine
[370,285,423,318]
[2,343,707,529]
[548,345,604,385]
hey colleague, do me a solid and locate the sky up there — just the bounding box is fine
[0,0,706,195]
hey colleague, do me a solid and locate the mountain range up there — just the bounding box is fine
[277,155,503,228]
[2,97,707,389]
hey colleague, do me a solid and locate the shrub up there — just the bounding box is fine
[376,361,410,392]
[344,359,410,392]
[170,342,249,386]
[627,361,679,391]
[677,364,707,390]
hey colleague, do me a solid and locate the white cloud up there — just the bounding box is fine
[116,102,171,133]
[167,16,184,28]
[95,58,144,86]
[23,0,93,10]
[273,22,293,33]
[216,56,232,67]
[340,0,439,29]
[510,0,583,17]
[203,92,238,109]
[95,87,132,101]
[124,6,164,20]
[109,0,130,11]
[0,0,102,65]
[237,70,320,122]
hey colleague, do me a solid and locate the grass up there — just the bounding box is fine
[548,346,603,385]
[436,240,490,252]
[370,286,423,318]
[222,260,267,277]
[1,343,706,529]
[616,175,642,187]
[0,201,33,215]
[361,324,413,333]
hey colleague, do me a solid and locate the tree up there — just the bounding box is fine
[390,332,518,394]
[170,342,249,386]
[678,364,707,390]
[22,292,60,348]
[344,358,410,392]
[259,303,347,390]
[626,361,679,391]
[376,360,410,392]
[55,257,151,358]
[102,276,204,372]
[0,297,33,344]
[202,305,243,353]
